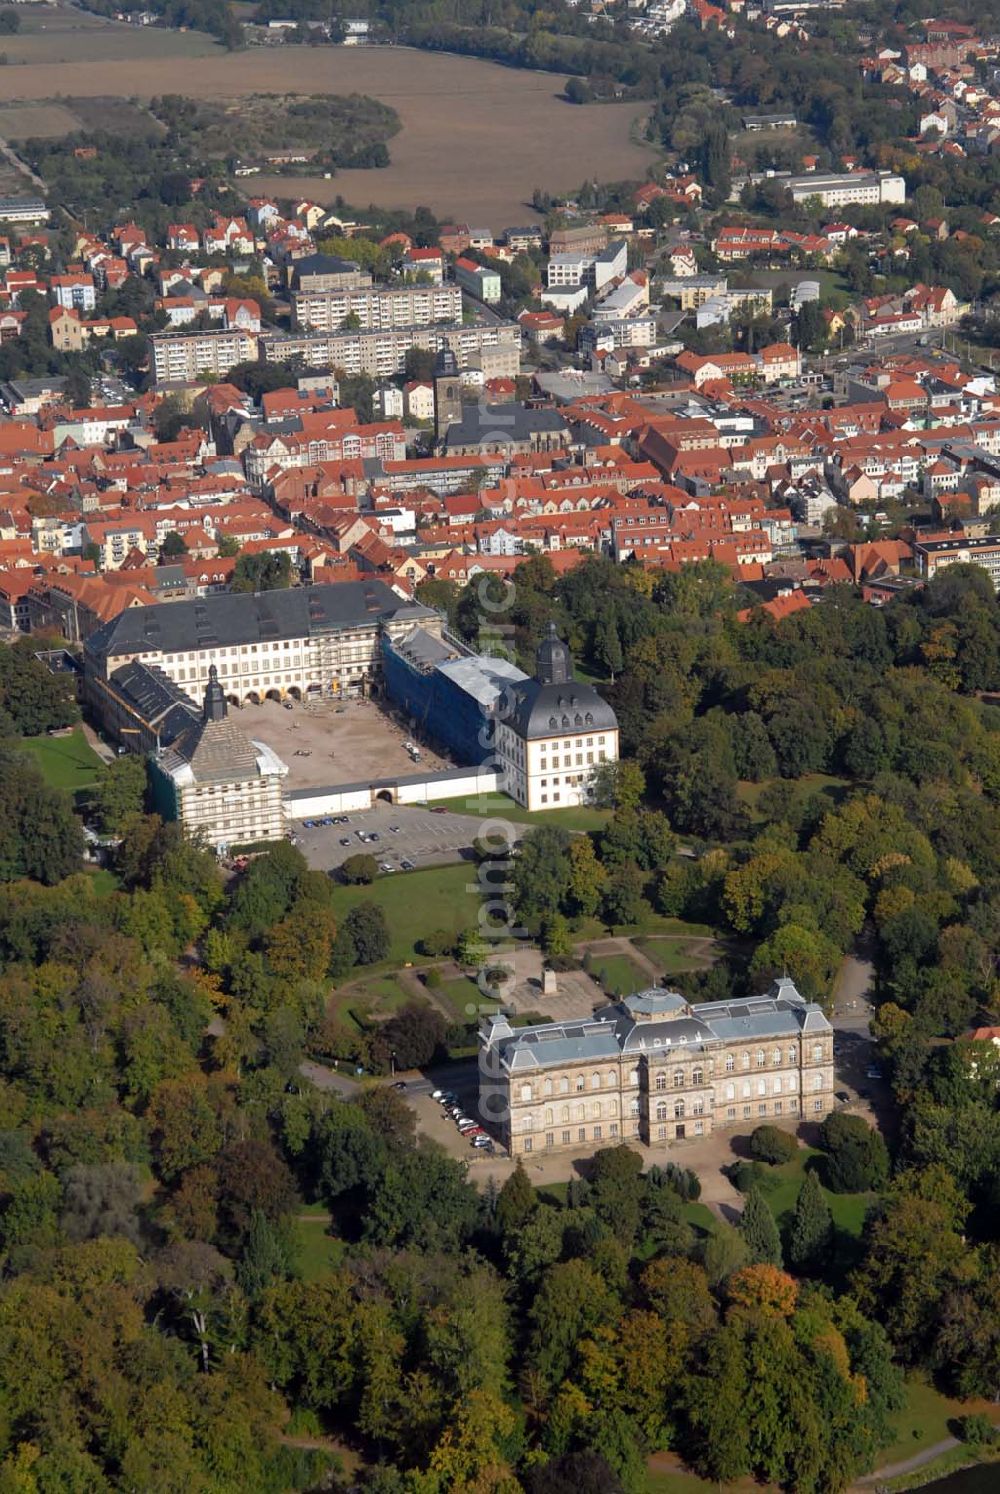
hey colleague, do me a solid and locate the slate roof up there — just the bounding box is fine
[87,581,434,663]
[108,659,199,745]
[485,979,830,1071]
[443,403,569,451]
[496,677,617,740]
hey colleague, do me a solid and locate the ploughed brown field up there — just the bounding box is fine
[0,32,657,225]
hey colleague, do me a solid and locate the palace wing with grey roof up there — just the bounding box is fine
[485,979,830,1072]
[86,581,435,665]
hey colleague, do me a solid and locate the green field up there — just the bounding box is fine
[294,1212,346,1283]
[329,863,483,969]
[736,773,850,825]
[754,1148,874,1239]
[592,951,647,996]
[424,791,609,833]
[634,935,715,974]
[880,1376,1000,1468]
[19,727,104,794]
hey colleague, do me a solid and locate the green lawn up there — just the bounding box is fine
[294,1215,346,1283]
[736,773,850,825]
[424,790,609,833]
[754,1148,873,1238]
[592,951,647,996]
[329,863,482,969]
[880,1375,1000,1466]
[634,935,715,974]
[575,912,715,941]
[19,727,104,795]
[83,868,121,896]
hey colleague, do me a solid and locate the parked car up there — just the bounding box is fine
[836,1091,851,1103]
[369,832,381,842]
[320,817,334,827]
[379,862,395,873]
[430,806,448,815]
[866,1066,883,1080]
[283,701,294,711]
[431,1089,444,1100]
[392,1080,406,1091]
[339,837,351,847]
[400,858,415,870]
[389,825,401,834]
[303,820,315,829]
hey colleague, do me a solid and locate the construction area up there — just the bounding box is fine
[242,694,454,793]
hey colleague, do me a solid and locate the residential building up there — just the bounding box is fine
[453,257,502,303]
[291,283,463,333]
[260,319,521,380]
[479,978,834,1156]
[150,326,259,384]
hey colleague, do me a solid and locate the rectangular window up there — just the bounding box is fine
[524,1137,532,1152]
[593,1125,602,1140]
[727,1106,736,1119]
[545,1133,554,1148]
[578,1128,587,1143]
[657,1125,667,1140]
[743,1105,751,1118]
[814,1099,823,1112]
[610,1123,618,1136]
[775,1101,783,1115]
[562,1131,570,1145]
[758,1103,767,1116]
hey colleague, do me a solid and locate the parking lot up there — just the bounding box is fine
[294,800,527,873]
[244,696,453,792]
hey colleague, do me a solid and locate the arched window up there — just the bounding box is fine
[656,1101,667,1122]
[628,1069,639,1087]
[674,1099,685,1119]
[758,1079,767,1097]
[592,1102,602,1119]
[576,1075,585,1091]
[575,1103,585,1120]
[756,1050,766,1068]
[560,1076,570,1093]
[692,1067,703,1087]
[608,1098,618,1116]
[812,1073,823,1090]
[630,1098,640,1115]
[655,1073,667,1091]
[742,1052,751,1070]
[561,1106,570,1123]
[520,1083,532,1103]
[544,1108,553,1126]
[772,1048,781,1066]
[605,1071,616,1087]
[787,1046,796,1065]
[742,1081,751,1099]
[543,1077,553,1097]
[812,1044,824,1063]
[591,1073,601,1090]
[693,1098,704,1116]
[673,1069,685,1089]
[726,1054,735,1072]
[725,1083,735,1101]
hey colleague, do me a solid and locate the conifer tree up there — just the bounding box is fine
[789,1169,833,1271]
[739,1185,782,1267]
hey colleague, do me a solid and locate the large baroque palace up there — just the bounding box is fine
[479,981,835,1156]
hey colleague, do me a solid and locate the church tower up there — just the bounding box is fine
[203,663,227,722]
[535,622,573,686]
[433,346,462,442]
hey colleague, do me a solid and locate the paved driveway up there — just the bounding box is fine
[294,802,527,874]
